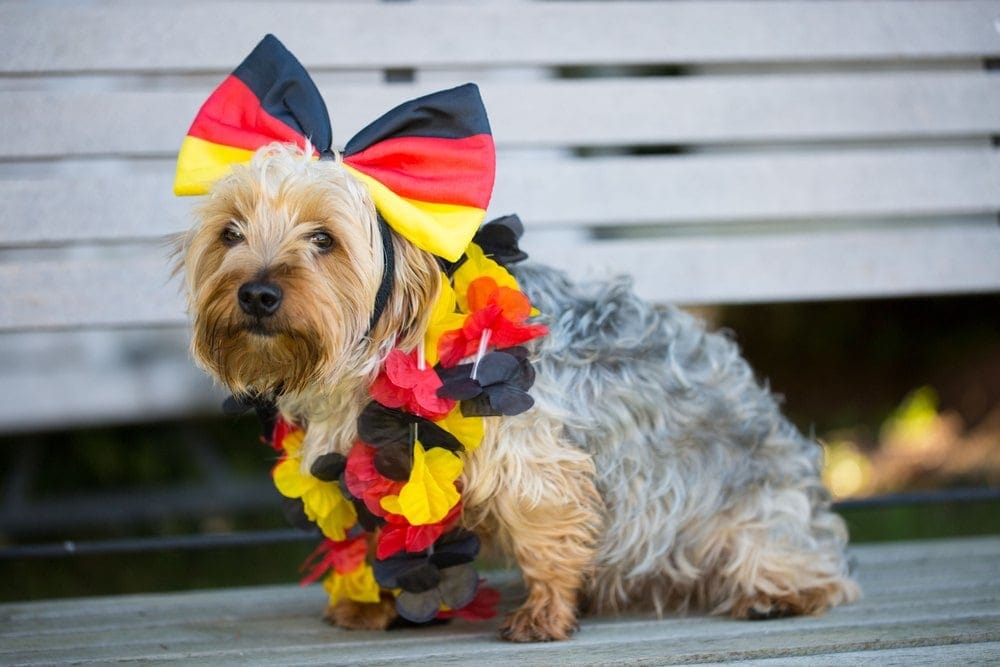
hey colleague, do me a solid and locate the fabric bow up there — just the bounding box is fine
[174,34,496,262]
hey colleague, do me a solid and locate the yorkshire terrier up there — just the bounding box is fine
[179,143,859,642]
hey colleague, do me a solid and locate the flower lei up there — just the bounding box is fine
[268,216,545,624]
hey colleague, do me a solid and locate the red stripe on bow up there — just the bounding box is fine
[344,134,495,210]
[187,75,310,154]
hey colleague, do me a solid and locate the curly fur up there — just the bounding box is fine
[180,143,860,642]
[511,266,859,617]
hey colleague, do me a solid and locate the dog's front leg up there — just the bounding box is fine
[465,419,603,642]
[497,492,601,641]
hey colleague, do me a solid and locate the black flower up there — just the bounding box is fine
[473,214,528,266]
[372,529,482,623]
[356,402,464,481]
[436,347,536,416]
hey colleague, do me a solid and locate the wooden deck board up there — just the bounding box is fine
[1,536,997,665]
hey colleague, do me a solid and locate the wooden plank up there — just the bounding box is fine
[491,146,1000,229]
[0,537,996,665]
[531,222,1000,305]
[2,220,998,333]
[0,249,185,331]
[3,608,998,666]
[712,643,1000,666]
[3,72,999,159]
[0,329,221,432]
[2,2,997,74]
[2,146,997,247]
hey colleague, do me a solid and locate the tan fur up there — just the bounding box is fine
[463,414,604,641]
[181,143,858,642]
[325,592,398,631]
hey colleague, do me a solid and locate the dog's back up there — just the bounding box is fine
[512,262,860,618]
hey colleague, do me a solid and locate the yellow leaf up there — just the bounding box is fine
[424,275,465,367]
[394,442,462,525]
[315,490,358,542]
[280,429,305,456]
[272,458,315,499]
[324,563,382,605]
[380,494,403,516]
[439,406,484,452]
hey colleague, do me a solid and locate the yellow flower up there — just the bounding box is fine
[273,451,357,541]
[439,405,484,452]
[453,244,520,313]
[423,274,465,367]
[313,493,359,541]
[323,563,382,605]
[280,428,305,456]
[381,441,462,525]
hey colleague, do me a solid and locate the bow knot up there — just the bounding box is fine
[175,34,496,262]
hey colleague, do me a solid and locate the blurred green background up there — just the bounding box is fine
[1,293,997,602]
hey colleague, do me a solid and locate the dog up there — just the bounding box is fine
[179,140,859,642]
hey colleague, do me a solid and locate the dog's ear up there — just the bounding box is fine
[370,231,442,352]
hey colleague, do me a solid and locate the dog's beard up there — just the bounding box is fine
[190,271,345,397]
[194,320,330,396]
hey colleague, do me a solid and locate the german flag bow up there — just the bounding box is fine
[174,34,496,262]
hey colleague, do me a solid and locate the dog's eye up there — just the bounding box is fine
[307,231,335,252]
[221,225,245,247]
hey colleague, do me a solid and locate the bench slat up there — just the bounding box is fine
[1,538,997,665]
[0,330,219,432]
[3,72,998,159]
[0,345,218,431]
[493,146,1000,228]
[2,1,997,74]
[531,222,1000,304]
[3,222,998,332]
[2,147,996,247]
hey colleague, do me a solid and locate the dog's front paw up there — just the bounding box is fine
[498,606,578,642]
[324,593,397,631]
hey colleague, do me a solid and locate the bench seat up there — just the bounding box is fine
[2,536,998,665]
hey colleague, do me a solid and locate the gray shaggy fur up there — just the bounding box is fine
[513,262,852,614]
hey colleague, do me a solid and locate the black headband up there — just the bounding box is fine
[367,214,395,335]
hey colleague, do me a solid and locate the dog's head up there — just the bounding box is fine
[180,143,440,397]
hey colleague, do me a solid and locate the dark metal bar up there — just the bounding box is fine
[0,528,317,560]
[2,487,997,561]
[831,486,1000,510]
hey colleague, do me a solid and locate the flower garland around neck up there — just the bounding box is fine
[266,215,545,624]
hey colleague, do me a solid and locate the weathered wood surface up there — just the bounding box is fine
[5,1,998,72]
[1,536,998,665]
[1,0,998,430]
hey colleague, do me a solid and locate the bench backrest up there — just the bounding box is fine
[1,0,998,431]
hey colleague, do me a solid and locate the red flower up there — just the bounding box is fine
[343,441,405,517]
[271,416,298,453]
[370,349,455,419]
[436,582,501,620]
[376,501,462,560]
[299,534,368,586]
[438,277,548,368]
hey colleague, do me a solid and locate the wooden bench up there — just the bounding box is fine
[1,0,998,432]
[0,1,998,661]
[2,536,998,664]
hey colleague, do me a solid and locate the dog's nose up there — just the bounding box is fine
[238,281,283,318]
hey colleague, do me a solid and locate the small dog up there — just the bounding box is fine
[180,143,859,641]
